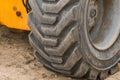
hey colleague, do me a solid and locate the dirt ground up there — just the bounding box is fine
[0,26,120,80]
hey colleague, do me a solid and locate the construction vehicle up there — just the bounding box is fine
[0,0,120,80]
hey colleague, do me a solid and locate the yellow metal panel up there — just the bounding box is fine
[0,0,30,30]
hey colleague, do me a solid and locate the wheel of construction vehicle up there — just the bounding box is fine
[28,0,120,80]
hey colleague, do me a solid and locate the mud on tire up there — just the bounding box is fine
[28,0,120,80]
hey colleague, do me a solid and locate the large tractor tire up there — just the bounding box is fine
[28,0,120,79]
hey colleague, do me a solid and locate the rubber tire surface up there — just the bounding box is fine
[28,0,119,80]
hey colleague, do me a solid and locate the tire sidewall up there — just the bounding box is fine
[78,0,120,70]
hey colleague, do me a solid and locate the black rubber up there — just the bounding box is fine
[28,0,120,80]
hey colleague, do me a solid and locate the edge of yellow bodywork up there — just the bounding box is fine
[0,0,30,30]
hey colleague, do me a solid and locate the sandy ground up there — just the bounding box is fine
[0,26,120,80]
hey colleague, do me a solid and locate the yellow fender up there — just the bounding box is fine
[0,0,30,30]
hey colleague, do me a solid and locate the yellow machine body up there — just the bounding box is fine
[0,0,30,30]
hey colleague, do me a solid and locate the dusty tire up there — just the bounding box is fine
[28,0,120,80]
